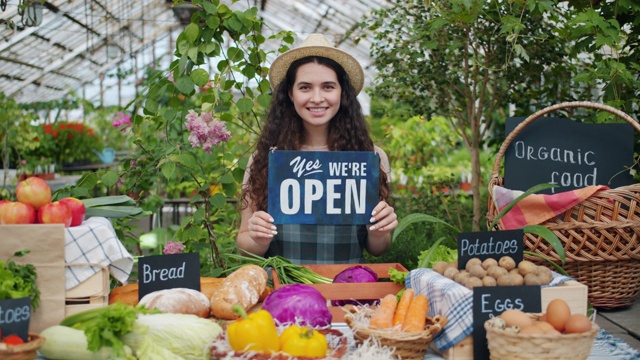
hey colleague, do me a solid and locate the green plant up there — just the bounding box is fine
[78,1,296,275]
[392,183,567,272]
[40,121,103,165]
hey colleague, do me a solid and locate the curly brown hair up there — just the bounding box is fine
[241,56,390,212]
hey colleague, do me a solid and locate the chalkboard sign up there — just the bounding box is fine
[268,150,379,224]
[504,117,633,194]
[473,286,542,360]
[0,297,31,342]
[137,252,200,300]
[457,230,524,270]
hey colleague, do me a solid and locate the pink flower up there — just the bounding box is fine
[167,72,175,84]
[163,241,185,255]
[112,112,132,130]
[184,110,231,153]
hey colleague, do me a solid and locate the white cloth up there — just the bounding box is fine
[64,216,133,289]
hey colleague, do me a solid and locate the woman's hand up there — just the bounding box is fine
[366,201,397,256]
[369,201,398,235]
[247,210,278,246]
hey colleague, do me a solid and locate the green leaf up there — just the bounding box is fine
[522,225,566,264]
[161,162,176,179]
[392,213,459,242]
[227,47,244,62]
[257,93,271,108]
[190,68,209,87]
[100,171,119,187]
[175,76,194,94]
[220,173,235,184]
[210,193,226,207]
[236,98,254,113]
[184,23,200,43]
[82,196,136,208]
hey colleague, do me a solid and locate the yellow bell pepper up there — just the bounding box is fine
[227,304,280,353]
[280,324,328,358]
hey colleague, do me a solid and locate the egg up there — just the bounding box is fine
[499,309,533,329]
[519,323,546,335]
[565,314,592,334]
[546,299,571,332]
[535,321,560,334]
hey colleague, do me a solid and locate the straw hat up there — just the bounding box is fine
[268,33,365,94]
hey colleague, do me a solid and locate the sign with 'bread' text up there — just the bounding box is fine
[268,150,379,224]
[137,252,200,300]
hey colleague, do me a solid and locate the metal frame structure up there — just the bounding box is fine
[0,0,388,106]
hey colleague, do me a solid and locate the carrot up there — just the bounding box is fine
[369,294,398,329]
[402,294,429,332]
[392,289,415,329]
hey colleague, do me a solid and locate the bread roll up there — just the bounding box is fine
[109,283,139,306]
[210,265,268,320]
[139,288,211,318]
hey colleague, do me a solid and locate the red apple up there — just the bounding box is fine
[59,197,86,226]
[38,201,72,227]
[0,201,37,224]
[16,177,52,210]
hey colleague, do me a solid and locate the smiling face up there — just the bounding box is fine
[289,61,342,133]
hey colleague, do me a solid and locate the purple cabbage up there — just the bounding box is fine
[261,284,332,327]
[331,265,379,306]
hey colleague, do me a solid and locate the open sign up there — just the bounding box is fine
[268,150,379,224]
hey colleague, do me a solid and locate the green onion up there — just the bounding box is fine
[224,252,332,285]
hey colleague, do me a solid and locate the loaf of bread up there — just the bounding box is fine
[110,277,225,306]
[139,287,211,318]
[210,264,268,320]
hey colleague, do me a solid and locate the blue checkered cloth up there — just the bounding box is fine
[64,217,133,289]
[407,268,572,352]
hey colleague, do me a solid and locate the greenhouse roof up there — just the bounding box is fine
[0,0,387,106]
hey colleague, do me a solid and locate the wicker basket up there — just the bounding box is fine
[0,333,46,360]
[343,305,448,360]
[484,317,598,360]
[486,101,640,309]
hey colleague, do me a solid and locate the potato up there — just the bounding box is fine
[536,266,553,285]
[482,276,497,287]
[518,260,538,276]
[469,264,487,279]
[432,261,449,275]
[463,276,483,290]
[512,273,524,286]
[498,256,516,271]
[465,258,482,272]
[444,266,460,279]
[497,274,516,286]
[481,258,498,270]
[445,261,459,270]
[454,270,471,284]
[524,273,542,285]
[487,265,508,279]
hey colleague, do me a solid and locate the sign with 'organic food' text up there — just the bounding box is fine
[504,117,633,194]
[268,150,379,224]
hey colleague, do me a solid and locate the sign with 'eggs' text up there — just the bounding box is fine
[473,286,542,360]
[504,117,633,194]
[268,150,379,224]
[137,252,200,300]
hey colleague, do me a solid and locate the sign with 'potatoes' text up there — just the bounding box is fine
[0,297,30,343]
[457,229,524,270]
[137,252,200,300]
[268,150,379,224]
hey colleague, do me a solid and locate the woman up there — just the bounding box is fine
[237,34,397,264]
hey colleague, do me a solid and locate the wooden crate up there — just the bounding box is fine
[65,265,110,316]
[436,280,589,359]
[272,263,407,323]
